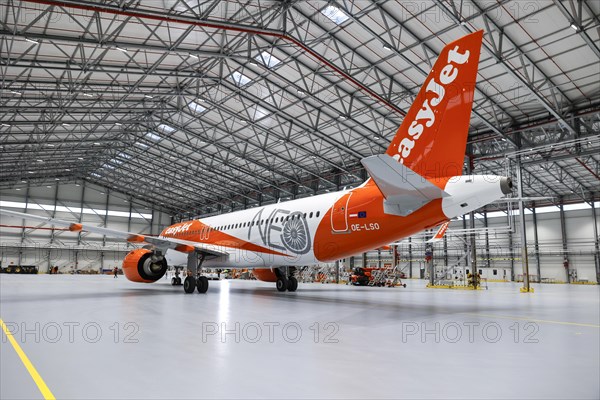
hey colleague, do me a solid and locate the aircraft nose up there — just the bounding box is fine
[500,177,513,195]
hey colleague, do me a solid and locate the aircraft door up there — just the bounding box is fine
[330,192,352,233]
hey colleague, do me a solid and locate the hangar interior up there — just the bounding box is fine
[0,1,599,399]
[1,0,598,283]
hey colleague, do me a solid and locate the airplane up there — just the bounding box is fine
[0,30,513,294]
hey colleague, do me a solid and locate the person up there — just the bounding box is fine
[113,266,118,278]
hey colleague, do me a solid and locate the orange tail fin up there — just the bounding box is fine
[385,30,483,179]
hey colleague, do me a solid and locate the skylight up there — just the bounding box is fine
[145,131,161,141]
[188,101,207,114]
[157,124,176,134]
[255,51,281,68]
[117,152,132,160]
[111,158,123,165]
[102,164,115,170]
[230,71,252,87]
[321,5,349,24]
[91,172,102,178]
[134,142,149,149]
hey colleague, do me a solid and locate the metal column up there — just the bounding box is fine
[559,203,570,283]
[408,237,413,278]
[592,197,600,283]
[516,159,532,292]
[531,204,542,283]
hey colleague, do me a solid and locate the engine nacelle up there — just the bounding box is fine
[122,248,168,283]
[252,269,277,282]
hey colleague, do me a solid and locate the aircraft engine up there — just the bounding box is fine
[122,248,168,283]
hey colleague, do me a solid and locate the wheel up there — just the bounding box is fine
[197,276,209,294]
[403,284,407,288]
[183,276,196,293]
[176,277,182,285]
[276,277,288,292]
[287,276,298,292]
[171,277,177,286]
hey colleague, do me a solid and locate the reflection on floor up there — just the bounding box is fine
[1,275,598,399]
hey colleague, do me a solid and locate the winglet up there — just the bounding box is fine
[427,222,450,242]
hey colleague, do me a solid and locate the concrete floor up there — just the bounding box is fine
[0,274,598,400]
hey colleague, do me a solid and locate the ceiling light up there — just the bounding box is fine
[10,91,22,95]
[188,53,199,59]
[116,46,128,52]
[115,122,122,126]
[1,123,9,127]
[94,142,101,145]
[65,168,70,171]
[46,185,52,188]
[297,90,305,96]
[47,143,55,147]
[16,188,21,191]
[28,171,34,174]
[25,38,39,44]
[21,180,26,183]
[100,192,105,194]
[83,93,93,97]
[37,159,43,162]
[55,178,60,181]
[62,123,71,126]
[338,115,347,120]
[75,184,80,187]
[383,44,392,51]
[570,23,579,31]
[144,95,154,99]
[78,157,84,160]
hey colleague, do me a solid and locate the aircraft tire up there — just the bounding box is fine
[183,276,196,293]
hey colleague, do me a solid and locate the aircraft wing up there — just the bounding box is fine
[0,208,229,258]
[361,154,449,216]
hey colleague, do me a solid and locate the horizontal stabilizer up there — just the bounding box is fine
[361,154,448,216]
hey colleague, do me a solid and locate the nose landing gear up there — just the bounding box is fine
[275,267,298,292]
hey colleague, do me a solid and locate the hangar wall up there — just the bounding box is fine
[358,204,599,284]
[0,183,171,273]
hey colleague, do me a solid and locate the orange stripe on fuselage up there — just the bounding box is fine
[313,183,448,262]
[160,221,288,256]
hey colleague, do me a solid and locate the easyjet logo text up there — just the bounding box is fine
[393,45,470,164]
[164,222,193,236]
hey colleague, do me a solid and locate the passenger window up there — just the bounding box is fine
[303,213,306,219]
[316,211,320,217]
[309,212,313,218]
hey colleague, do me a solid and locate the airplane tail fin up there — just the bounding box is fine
[385,31,483,179]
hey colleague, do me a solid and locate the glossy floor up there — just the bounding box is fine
[1,274,598,399]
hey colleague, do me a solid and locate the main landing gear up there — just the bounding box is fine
[182,252,209,294]
[275,267,298,292]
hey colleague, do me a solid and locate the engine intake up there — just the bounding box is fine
[122,249,167,283]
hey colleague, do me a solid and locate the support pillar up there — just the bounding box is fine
[559,203,570,283]
[408,237,413,278]
[516,158,532,292]
[531,204,541,283]
[592,196,600,283]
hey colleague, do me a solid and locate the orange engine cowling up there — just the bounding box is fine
[122,248,168,283]
[252,269,278,282]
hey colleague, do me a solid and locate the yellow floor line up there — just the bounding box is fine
[0,319,56,400]
[461,313,600,328]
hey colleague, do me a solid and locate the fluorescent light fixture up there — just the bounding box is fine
[570,23,579,31]
[25,38,39,44]
[338,115,347,120]
[297,90,305,96]
[91,172,102,178]
[75,184,80,187]
[46,143,55,147]
[321,5,349,24]
[116,46,128,52]
[83,93,93,97]
[1,123,10,127]
[144,94,154,99]
[62,123,71,126]
[134,142,149,149]
[37,159,44,162]
[46,186,52,188]
[115,122,122,126]
[383,44,392,51]
[157,124,176,134]
[16,188,21,191]
[55,178,60,181]
[188,53,199,59]
[229,71,252,87]
[94,142,101,145]
[145,131,161,141]
[28,171,34,174]
[10,91,22,95]
[188,101,206,114]
[255,51,281,68]
[65,168,70,171]
[21,180,27,183]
